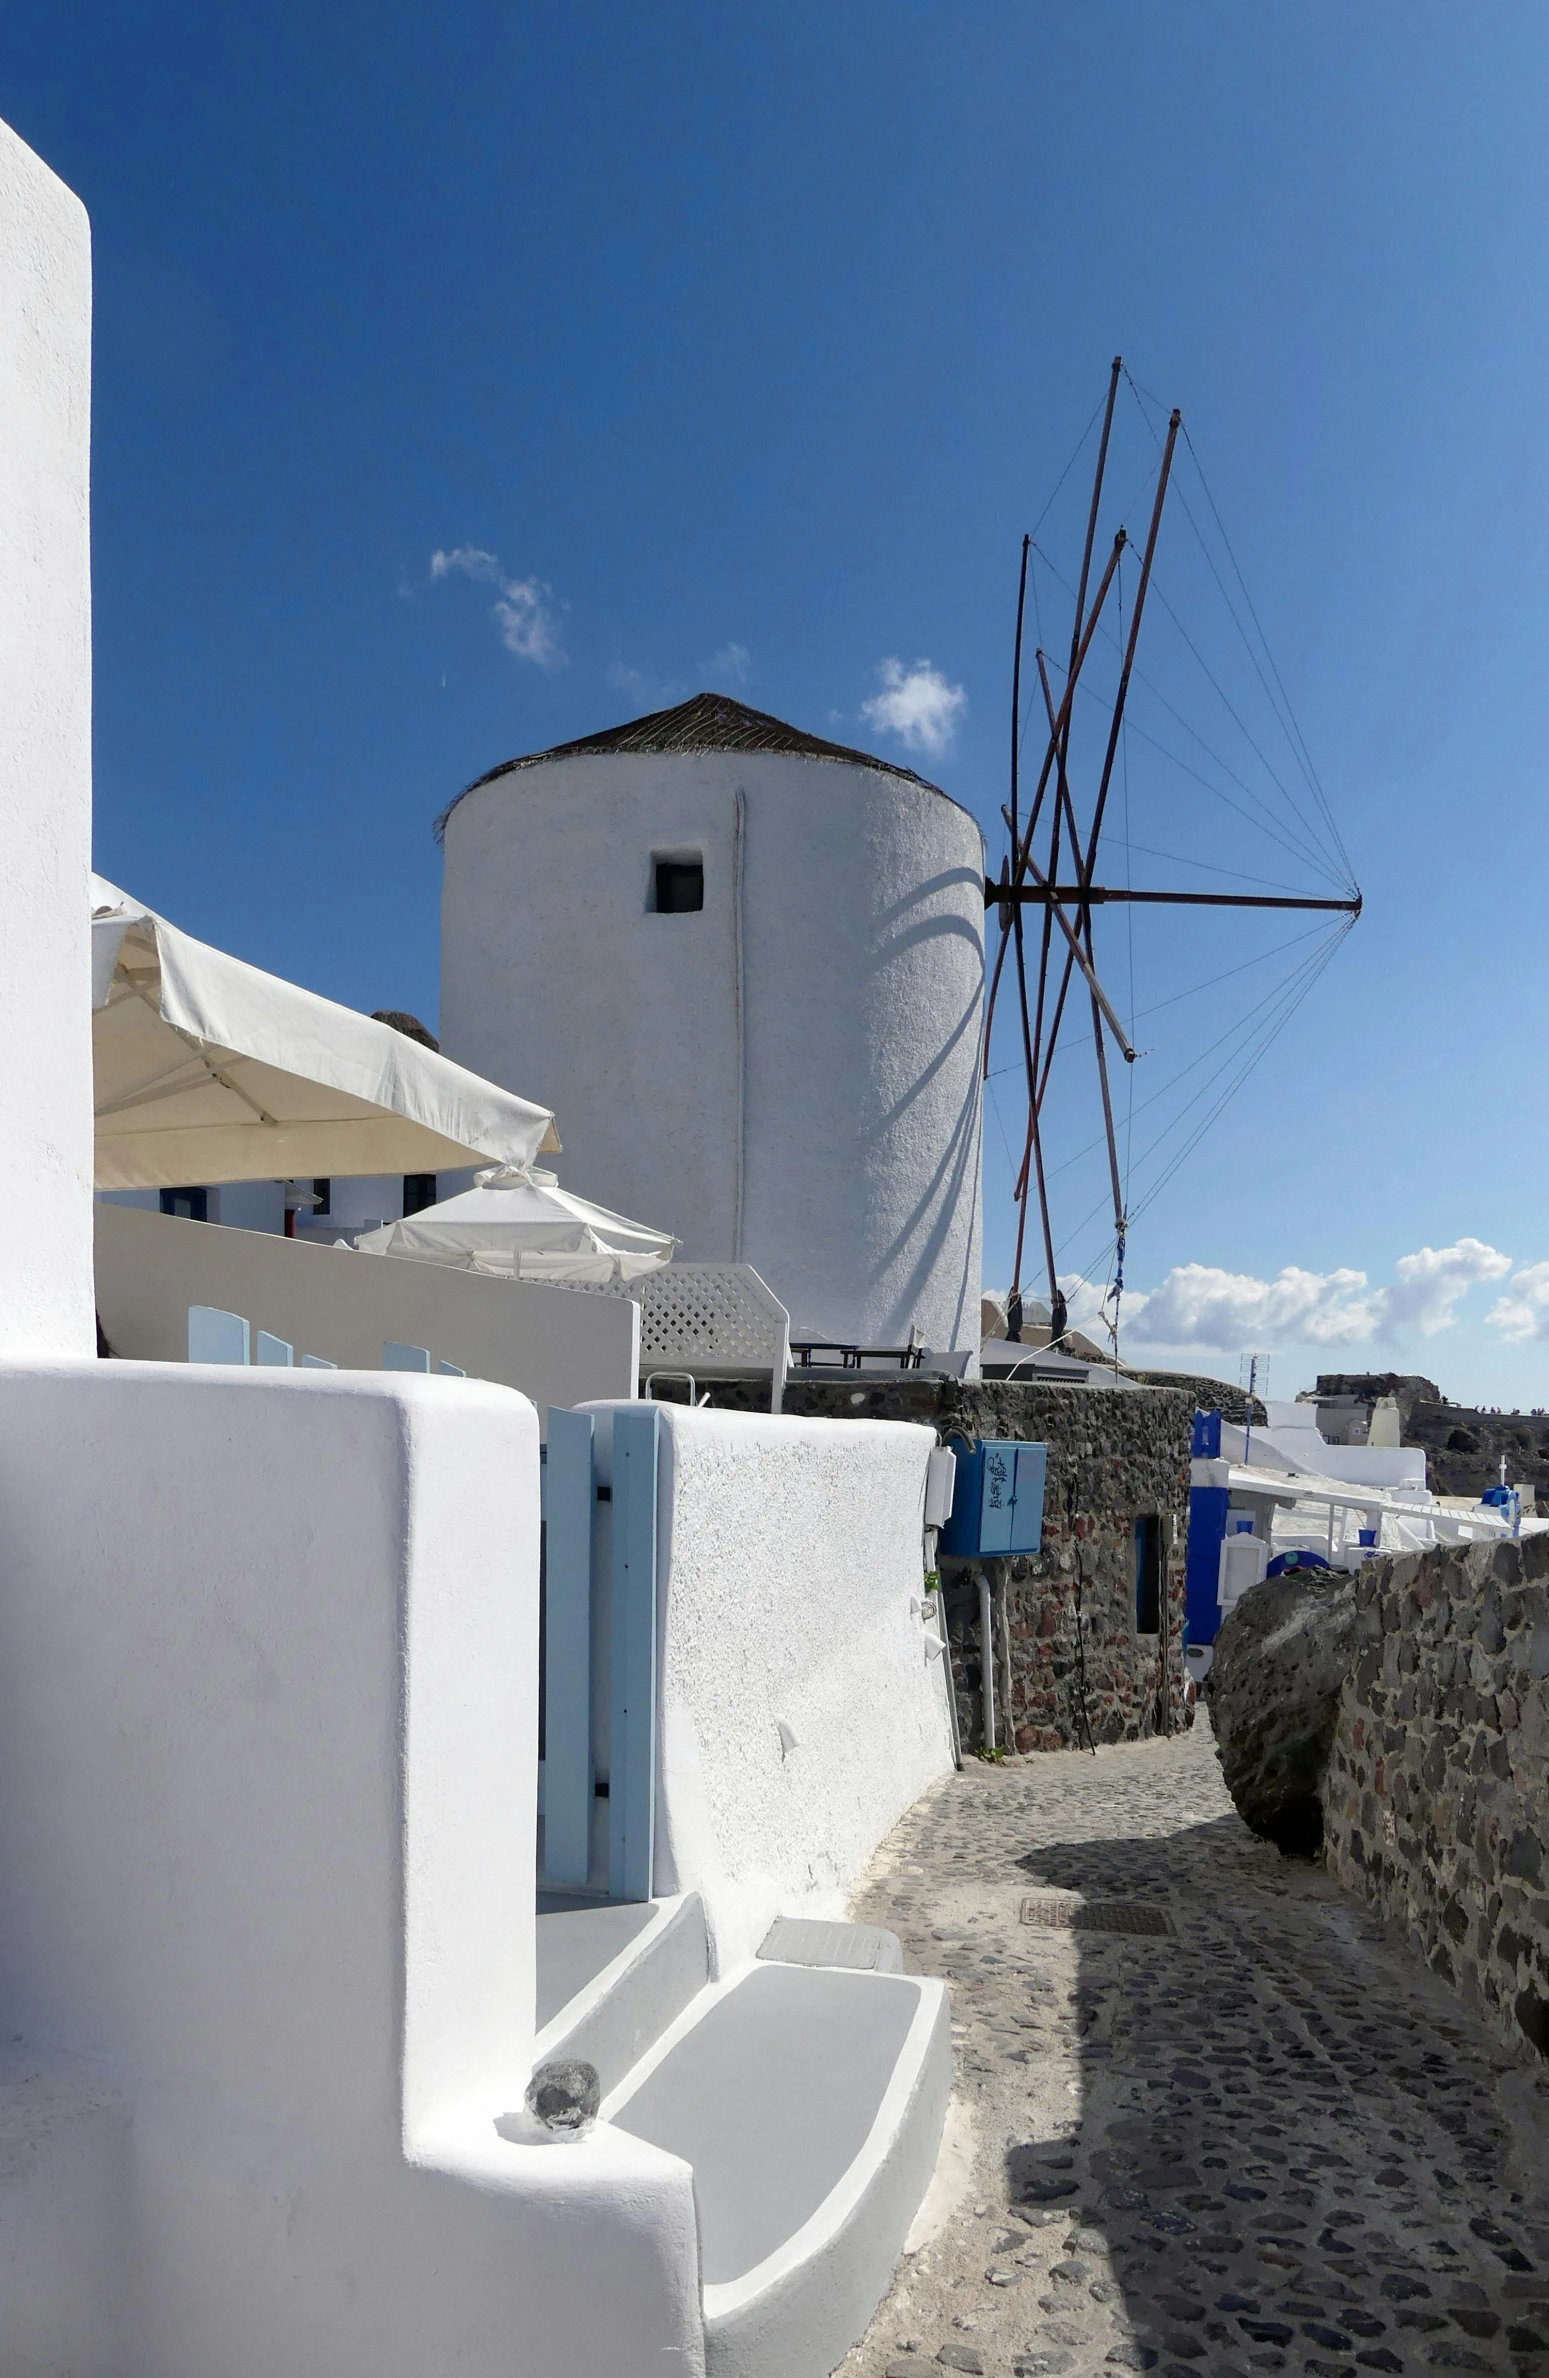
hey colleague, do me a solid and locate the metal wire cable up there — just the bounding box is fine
[1046,923,1348,1247]
[1124,369,1358,888]
[1142,568,1357,894]
[1034,558,1348,888]
[1179,420,1357,882]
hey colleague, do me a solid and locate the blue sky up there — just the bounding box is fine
[7,2,1549,1403]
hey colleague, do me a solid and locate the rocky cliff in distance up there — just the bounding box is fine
[1314,1370,1549,1503]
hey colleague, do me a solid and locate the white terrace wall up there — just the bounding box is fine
[0,120,95,1355]
[97,1201,639,1422]
[0,1360,701,2376]
[586,1403,955,1969]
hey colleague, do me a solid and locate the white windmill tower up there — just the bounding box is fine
[436,691,984,1354]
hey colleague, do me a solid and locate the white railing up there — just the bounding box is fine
[187,1304,466,1377]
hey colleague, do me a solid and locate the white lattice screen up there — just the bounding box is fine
[572,1263,789,1375]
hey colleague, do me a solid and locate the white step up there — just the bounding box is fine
[757,1916,903,1973]
[605,1959,951,2378]
[534,1893,709,2096]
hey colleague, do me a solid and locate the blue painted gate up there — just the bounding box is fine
[542,1403,661,1901]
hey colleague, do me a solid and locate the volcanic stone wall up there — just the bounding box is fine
[1322,1533,1549,2064]
[714,1374,1192,1754]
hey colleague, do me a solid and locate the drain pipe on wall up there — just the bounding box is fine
[731,785,746,1262]
[998,1563,1015,1747]
[978,1568,996,1752]
[922,1444,963,1769]
[1158,1512,1174,1736]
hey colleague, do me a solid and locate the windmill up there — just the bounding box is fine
[983,357,1363,1360]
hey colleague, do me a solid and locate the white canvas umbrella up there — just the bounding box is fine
[355,1164,675,1283]
[92,877,560,1189]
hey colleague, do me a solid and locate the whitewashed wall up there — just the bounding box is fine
[442,750,985,1350]
[0,121,95,1355]
[96,1200,640,1421]
[586,1403,956,1968]
[0,1359,702,2377]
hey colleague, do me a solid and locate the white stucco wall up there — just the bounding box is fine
[585,1403,956,1970]
[96,1200,640,1420]
[441,751,985,1349]
[0,1359,701,2375]
[0,120,95,1355]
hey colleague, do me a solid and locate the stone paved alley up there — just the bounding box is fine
[840,1717,1549,2378]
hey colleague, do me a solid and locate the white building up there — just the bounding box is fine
[437,696,985,1352]
[0,117,958,2376]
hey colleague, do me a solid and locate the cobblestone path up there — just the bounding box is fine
[840,1717,1549,2378]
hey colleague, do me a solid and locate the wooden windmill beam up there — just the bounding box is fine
[1032,408,1185,1146]
[983,527,1129,1072]
[986,883,1363,913]
[1015,853,1137,1060]
[1003,380,1128,1294]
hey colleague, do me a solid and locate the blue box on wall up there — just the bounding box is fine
[939,1440,1047,1557]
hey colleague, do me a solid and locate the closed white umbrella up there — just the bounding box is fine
[355,1164,675,1283]
[92,877,559,1189]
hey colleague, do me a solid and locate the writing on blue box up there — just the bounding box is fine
[939,1439,1047,1558]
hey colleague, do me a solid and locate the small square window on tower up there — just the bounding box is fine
[653,855,704,913]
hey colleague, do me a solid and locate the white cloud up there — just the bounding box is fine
[860,657,965,756]
[1057,1272,1116,1333]
[429,545,566,669]
[707,641,750,687]
[1488,1261,1549,1342]
[1107,1235,1514,1355]
[430,544,498,583]
[1123,1262,1379,1351]
[1381,1239,1511,1335]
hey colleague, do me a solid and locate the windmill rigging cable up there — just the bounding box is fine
[1018,920,1349,1200]
[1107,928,1350,1223]
[1122,367,1356,885]
[984,909,1334,1079]
[1124,924,1352,1225]
[1115,841,1335,894]
[1033,556,1348,887]
[1052,921,1349,1302]
[1179,424,1355,880]
[988,360,1360,1321]
[1142,569,1357,893]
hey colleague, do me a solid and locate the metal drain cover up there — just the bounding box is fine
[1020,1895,1173,1936]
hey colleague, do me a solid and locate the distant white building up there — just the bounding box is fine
[437,694,985,1351]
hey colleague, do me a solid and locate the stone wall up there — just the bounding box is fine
[701,1375,1192,1754]
[940,1383,1190,1753]
[1322,1533,1549,2064]
[1123,1370,1264,1427]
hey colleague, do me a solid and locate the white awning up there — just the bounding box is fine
[92,877,560,1191]
[355,1163,674,1284]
